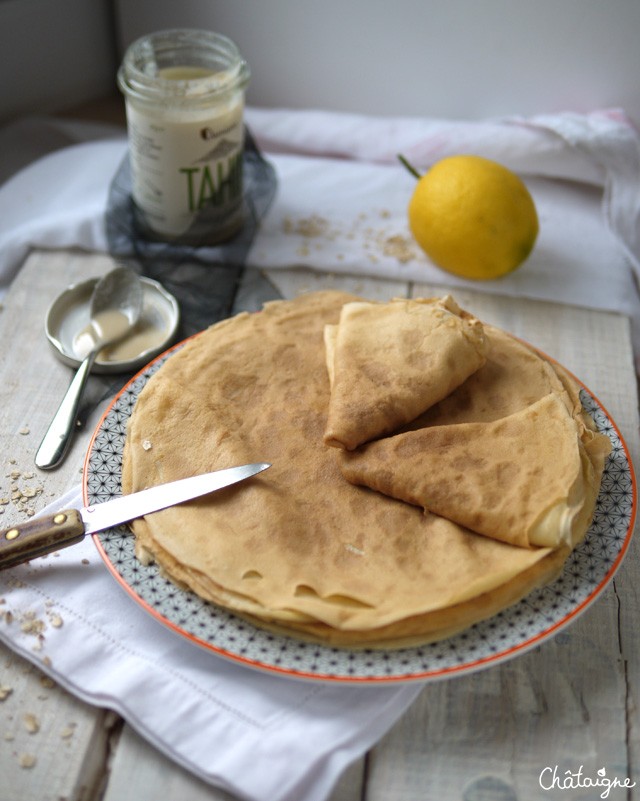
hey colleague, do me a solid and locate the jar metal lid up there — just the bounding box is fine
[118,28,250,107]
[45,275,180,374]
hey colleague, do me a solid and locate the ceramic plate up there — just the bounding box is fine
[85,344,636,684]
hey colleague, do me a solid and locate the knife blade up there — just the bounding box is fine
[0,462,270,570]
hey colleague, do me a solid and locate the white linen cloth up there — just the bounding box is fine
[242,107,640,358]
[1,106,640,800]
[1,107,639,357]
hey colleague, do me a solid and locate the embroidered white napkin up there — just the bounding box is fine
[0,487,421,801]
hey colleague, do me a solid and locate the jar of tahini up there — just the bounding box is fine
[118,29,250,244]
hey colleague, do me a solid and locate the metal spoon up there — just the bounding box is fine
[35,266,143,470]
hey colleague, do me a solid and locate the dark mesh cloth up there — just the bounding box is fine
[105,127,277,339]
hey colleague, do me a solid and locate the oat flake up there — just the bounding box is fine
[23,713,40,734]
[19,753,36,768]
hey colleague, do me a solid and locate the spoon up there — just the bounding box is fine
[35,266,143,470]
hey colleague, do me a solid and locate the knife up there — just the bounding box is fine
[0,462,270,570]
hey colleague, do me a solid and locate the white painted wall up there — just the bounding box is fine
[0,0,117,123]
[114,0,640,123]
[1,0,639,125]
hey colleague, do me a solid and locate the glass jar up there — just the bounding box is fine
[118,29,250,245]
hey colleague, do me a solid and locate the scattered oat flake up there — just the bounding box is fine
[4,732,14,741]
[284,214,331,238]
[60,722,77,739]
[23,713,40,734]
[21,617,45,636]
[49,613,63,628]
[142,440,152,451]
[0,685,13,701]
[381,234,416,263]
[18,428,30,436]
[19,753,36,768]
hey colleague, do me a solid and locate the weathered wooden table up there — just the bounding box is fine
[0,250,638,800]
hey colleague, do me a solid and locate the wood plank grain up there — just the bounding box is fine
[0,249,124,506]
[0,651,114,801]
[263,265,410,302]
[0,250,124,801]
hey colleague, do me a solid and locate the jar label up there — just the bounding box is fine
[126,99,245,242]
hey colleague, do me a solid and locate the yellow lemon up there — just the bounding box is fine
[406,154,539,280]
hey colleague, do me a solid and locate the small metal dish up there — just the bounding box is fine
[46,275,180,374]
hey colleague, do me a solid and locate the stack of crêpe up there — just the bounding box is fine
[122,292,611,649]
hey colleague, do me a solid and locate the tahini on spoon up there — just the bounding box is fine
[35,266,143,470]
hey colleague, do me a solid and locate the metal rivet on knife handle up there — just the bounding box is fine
[0,510,85,570]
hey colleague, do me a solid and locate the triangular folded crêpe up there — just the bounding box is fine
[339,392,611,548]
[323,296,487,450]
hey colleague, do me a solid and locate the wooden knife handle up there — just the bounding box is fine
[0,509,85,570]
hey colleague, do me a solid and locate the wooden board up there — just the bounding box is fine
[0,253,637,800]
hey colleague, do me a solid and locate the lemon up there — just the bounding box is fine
[405,154,539,280]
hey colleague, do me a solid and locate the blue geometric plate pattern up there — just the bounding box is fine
[85,349,636,684]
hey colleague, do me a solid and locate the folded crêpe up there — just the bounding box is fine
[122,291,609,649]
[339,319,610,549]
[339,392,610,549]
[323,295,488,450]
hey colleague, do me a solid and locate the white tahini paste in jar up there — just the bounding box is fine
[118,29,250,245]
